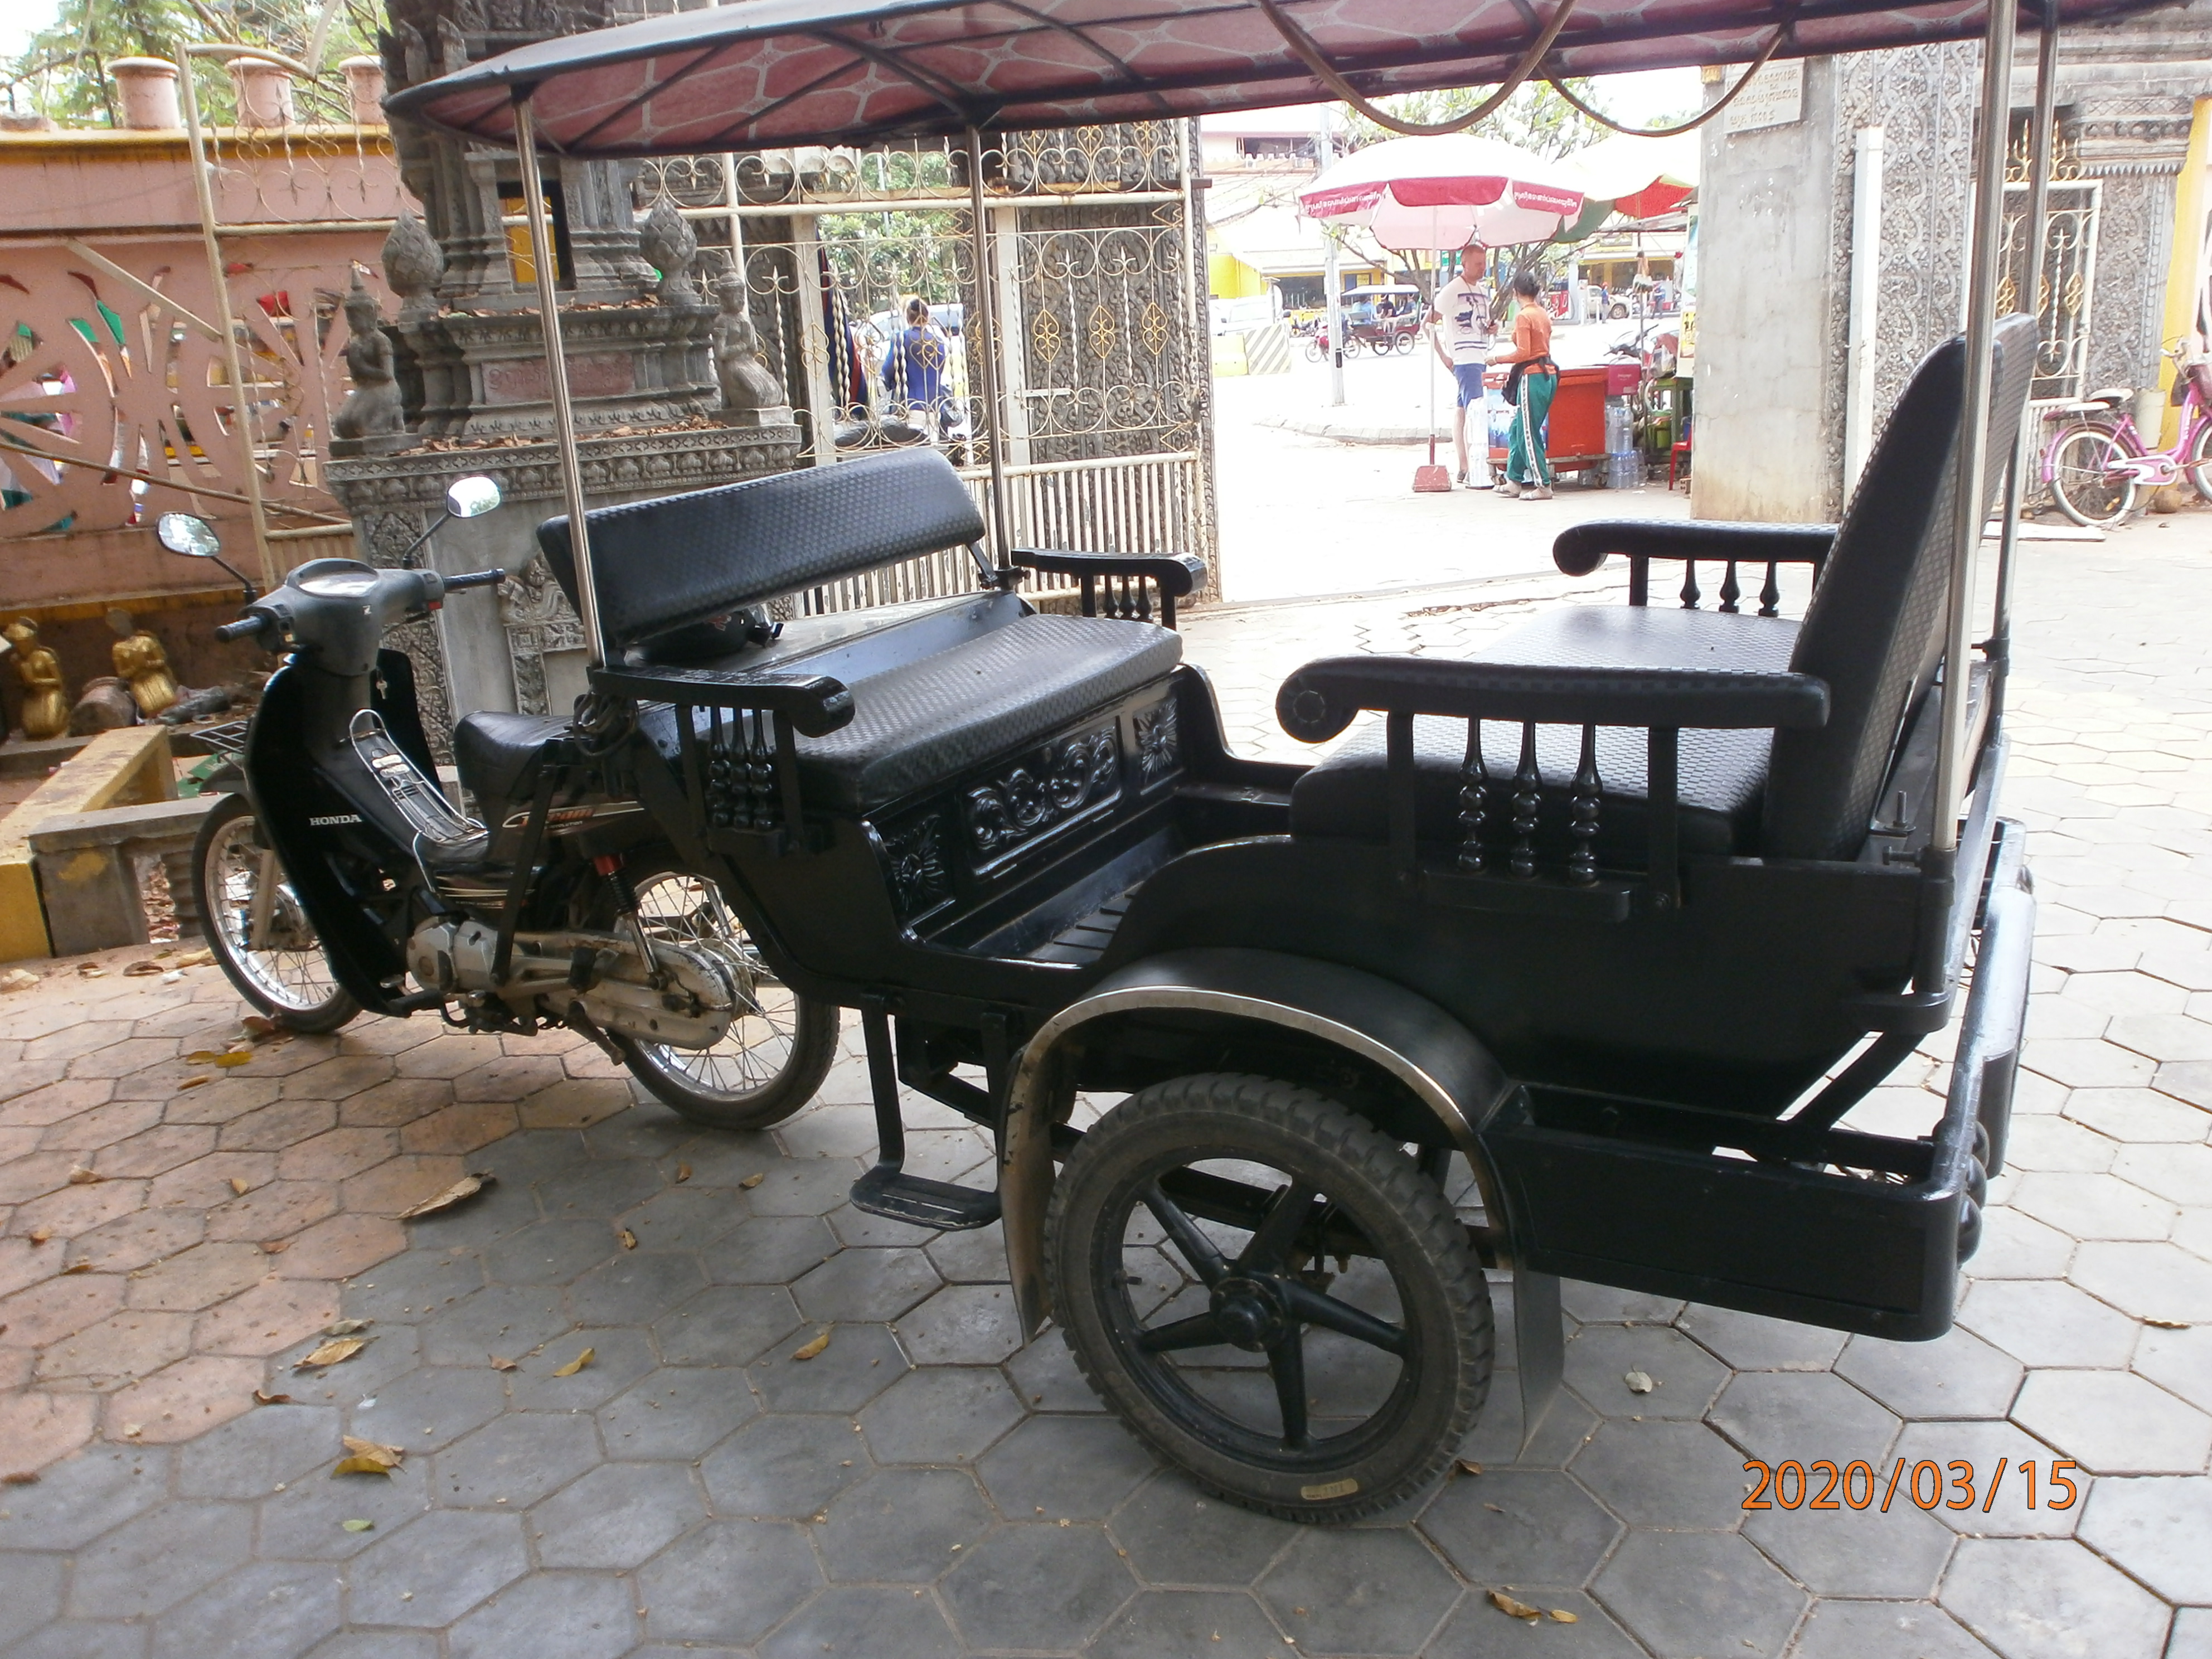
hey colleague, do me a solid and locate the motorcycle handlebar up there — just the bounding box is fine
[443,569,507,591]
[214,615,271,644]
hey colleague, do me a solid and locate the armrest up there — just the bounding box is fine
[1012,547,1207,596]
[590,663,855,737]
[1277,656,1830,743]
[1553,519,1839,578]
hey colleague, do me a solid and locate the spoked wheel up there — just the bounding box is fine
[2186,419,2212,504]
[1046,1074,1493,1522]
[191,792,359,1034]
[611,860,838,1129]
[1301,337,1323,364]
[1393,331,1416,355]
[2046,423,2137,527]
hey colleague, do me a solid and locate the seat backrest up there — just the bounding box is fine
[1761,313,2036,861]
[536,447,986,654]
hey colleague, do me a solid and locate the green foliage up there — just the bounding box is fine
[1338,81,1610,161]
[4,0,379,127]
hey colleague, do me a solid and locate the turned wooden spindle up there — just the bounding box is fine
[1510,721,1541,880]
[1568,724,1602,885]
[1457,719,1488,871]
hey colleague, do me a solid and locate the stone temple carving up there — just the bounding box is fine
[638,200,701,305]
[711,273,793,428]
[331,270,409,455]
[383,208,445,323]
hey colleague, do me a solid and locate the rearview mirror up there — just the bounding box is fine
[156,513,221,557]
[445,476,501,519]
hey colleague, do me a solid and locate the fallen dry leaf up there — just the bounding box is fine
[27,1228,52,1246]
[124,959,164,976]
[1488,1590,1540,1623]
[177,1076,209,1092]
[675,1163,691,1183]
[489,1356,517,1372]
[172,948,216,968]
[260,1240,289,1254]
[254,1389,294,1405]
[229,1177,252,1196]
[0,967,41,993]
[341,1518,375,1532]
[76,964,106,979]
[2144,1317,2190,1330]
[240,1015,278,1036]
[739,1172,765,1190]
[618,1229,638,1250]
[60,1262,93,1275]
[294,1336,367,1371]
[396,1172,494,1220]
[551,1347,595,1377]
[1547,1610,1578,1624]
[332,1435,405,1477]
[324,1319,372,1337]
[791,1330,832,1361]
[213,1052,251,1068]
[1456,1459,1483,1477]
[66,1166,99,1185]
[186,1050,226,1064]
[122,1422,142,1438]
[1623,1370,1656,1394]
[1,1471,40,1485]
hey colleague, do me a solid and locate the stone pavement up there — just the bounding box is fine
[2,516,2211,1658]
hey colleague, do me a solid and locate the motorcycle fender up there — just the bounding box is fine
[1001,947,1565,1451]
[241,663,413,1013]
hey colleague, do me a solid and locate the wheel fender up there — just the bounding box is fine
[1001,947,1564,1447]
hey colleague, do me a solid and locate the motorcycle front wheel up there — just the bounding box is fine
[191,792,360,1034]
[605,857,838,1129]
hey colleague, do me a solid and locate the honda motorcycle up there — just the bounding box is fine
[157,484,837,1129]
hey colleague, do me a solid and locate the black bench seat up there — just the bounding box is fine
[1289,607,1798,860]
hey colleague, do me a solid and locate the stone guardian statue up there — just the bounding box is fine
[710,272,793,429]
[331,269,410,455]
[108,609,181,718]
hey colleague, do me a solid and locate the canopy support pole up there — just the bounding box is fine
[966,126,1012,569]
[515,93,606,670]
[1932,0,2017,857]
[1988,0,2061,724]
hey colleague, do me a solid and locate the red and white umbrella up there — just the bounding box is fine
[1297,134,1585,251]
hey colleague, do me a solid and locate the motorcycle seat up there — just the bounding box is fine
[788,609,1182,812]
[455,710,571,807]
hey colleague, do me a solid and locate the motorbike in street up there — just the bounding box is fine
[157,484,837,1129]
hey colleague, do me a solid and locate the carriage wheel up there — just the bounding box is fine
[1046,1073,1493,1522]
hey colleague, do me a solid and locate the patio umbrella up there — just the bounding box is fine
[1296,134,1584,253]
[1555,132,1700,241]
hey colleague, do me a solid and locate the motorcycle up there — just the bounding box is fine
[156,483,838,1129]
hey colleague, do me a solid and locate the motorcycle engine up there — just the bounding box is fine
[404,920,737,1051]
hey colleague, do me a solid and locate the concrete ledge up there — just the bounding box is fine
[28,793,215,957]
[0,726,177,961]
[0,733,93,778]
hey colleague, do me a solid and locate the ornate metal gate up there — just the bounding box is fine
[2001,130,2101,404]
[636,122,1215,615]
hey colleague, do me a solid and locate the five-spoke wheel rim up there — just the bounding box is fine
[1091,1152,1423,1469]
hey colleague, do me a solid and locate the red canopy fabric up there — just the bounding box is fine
[387,0,2166,157]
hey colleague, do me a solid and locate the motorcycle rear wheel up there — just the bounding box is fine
[191,792,360,1034]
[605,857,838,1129]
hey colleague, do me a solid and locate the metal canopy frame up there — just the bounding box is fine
[458,0,2067,877]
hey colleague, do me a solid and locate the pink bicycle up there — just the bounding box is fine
[2044,342,2212,528]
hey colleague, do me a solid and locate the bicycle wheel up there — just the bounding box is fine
[2187,420,2212,505]
[191,792,360,1033]
[609,856,838,1129]
[2046,423,2137,528]
[1301,338,1322,364]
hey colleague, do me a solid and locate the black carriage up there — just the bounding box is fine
[350,0,2131,1519]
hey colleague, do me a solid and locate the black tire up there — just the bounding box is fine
[2187,418,2212,505]
[1046,1073,1493,1522]
[605,857,838,1129]
[2046,422,2137,528]
[1301,338,1323,364]
[191,791,360,1034]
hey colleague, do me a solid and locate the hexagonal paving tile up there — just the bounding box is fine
[1889,1419,2085,1537]
[444,1570,637,1659]
[1419,1468,1621,1587]
[1085,1589,1292,1659]
[1677,1303,1849,1371]
[858,1365,1025,1465]
[64,1500,255,1620]
[1707,1369,1901,1466]
[700,1413,872,1519]
[1570,1416,1754,1529]
[636,1519,822,1646]
[652,1284,802,1367]
[1956,1278,2143,1369]
[529,1460,705,1568]
[2077,1473,2212,1604]
[792,1246,940,1323]
[749,1319,909,1413]
[1940,1537,2171,1659]
[340,1508,532,1628]
[896,1282,1023,1365]
[1833,1327,2025,1420]
[1256,1527,1461,1656]
[429,1410,600,1508]
[759,1585,963,1659]
[1561,1325,1729,1419]
[1786,1599,2004,1659]
[919,1519,1139,1655]
[1592,1529,1806,1659]
[2010,1367,2212,1474]
[817,1467,995,1582]
[979,1415,1158,1521]
[1109,1475,1299,1587]
[1743,1483,1957,1598]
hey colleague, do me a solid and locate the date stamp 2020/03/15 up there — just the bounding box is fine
[1743,1458,2082,1513]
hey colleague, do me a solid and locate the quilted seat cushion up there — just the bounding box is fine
[1288,607,1798,861]
[793,612,1182,812]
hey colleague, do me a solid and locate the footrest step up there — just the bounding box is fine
[850,1166,1001,1231]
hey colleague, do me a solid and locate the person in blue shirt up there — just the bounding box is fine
[882,296,953,436]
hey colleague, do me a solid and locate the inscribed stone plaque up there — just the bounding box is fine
[1725,59,1806,134]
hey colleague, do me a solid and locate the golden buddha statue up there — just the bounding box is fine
[108,609,180,719]
[4,616,69,740]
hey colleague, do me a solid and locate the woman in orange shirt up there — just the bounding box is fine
[1490,269,1558,500]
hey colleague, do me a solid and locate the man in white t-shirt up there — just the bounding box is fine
[1425,240,1494,487]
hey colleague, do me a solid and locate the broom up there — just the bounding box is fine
[1414,327,1451,492]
